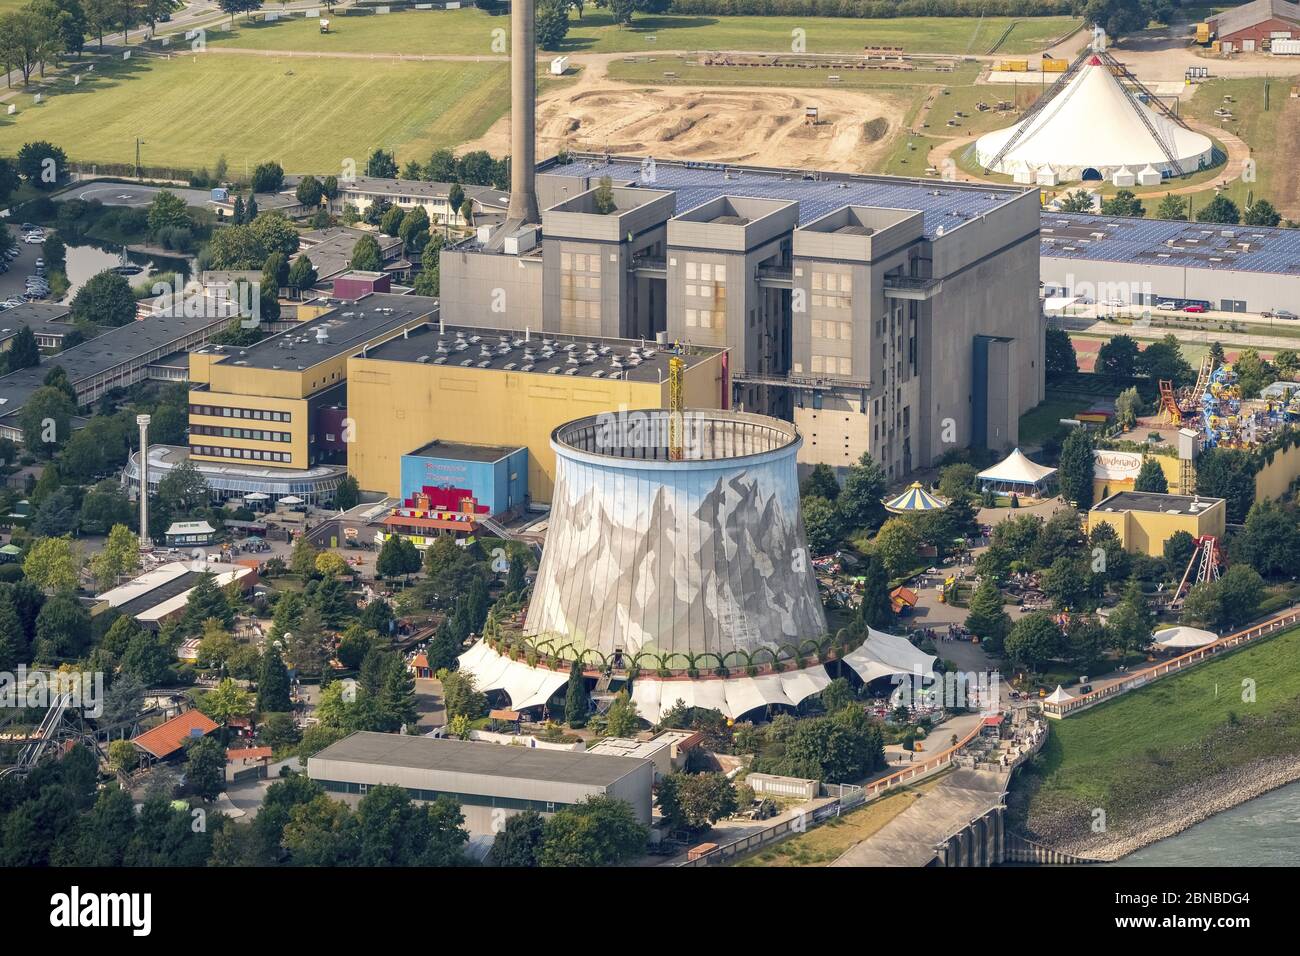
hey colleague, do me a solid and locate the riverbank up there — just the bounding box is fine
[1050,752,1300,862]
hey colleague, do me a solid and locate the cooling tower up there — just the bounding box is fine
[524,409,827,665]
[506,0,539,224]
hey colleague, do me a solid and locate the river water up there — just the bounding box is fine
[1110,779,1300,866]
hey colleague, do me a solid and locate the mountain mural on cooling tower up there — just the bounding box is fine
[524,458,827,660]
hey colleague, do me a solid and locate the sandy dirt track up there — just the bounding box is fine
[460,54,904,172]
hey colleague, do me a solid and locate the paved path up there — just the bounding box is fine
[831,766,1009,866]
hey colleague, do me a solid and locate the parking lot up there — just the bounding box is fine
[0,224,50,304]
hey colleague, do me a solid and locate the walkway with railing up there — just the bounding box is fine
[1042,607,1300,719]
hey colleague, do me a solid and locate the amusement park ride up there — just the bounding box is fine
[1159,355,1299,448]
[1169,534,1223,610]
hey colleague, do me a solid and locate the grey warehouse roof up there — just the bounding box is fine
[543,154,1024,238]
[311,731,649,786]
[1040,213,1300,275]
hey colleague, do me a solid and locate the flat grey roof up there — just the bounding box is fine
[543,153,1025,238]
[1094,491,1225,515]
[195,292,437,372]
[0,309,230,421]
[334,176,510,209]
[405,439,522,463]
[359,321,720,383]
[296,227,403,280]
[0,302,73,337]
[312,731,649,786]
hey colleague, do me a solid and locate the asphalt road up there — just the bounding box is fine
[0,226,51,303]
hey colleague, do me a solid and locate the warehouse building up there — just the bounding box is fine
[1040,212,1300,314]
[1206,0,1300,52]
[440,154,1045,478]
[1087,491,1226,556]
[307,731,654,835]
[345,321,727,502]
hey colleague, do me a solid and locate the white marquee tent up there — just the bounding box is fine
[842,626,937,685]
[975,56,1213,183]
[457,642,572,712]
[1044,685,1074,704]
[1153,626,1218,650]
[977,448,1057,495]
[631,666,832,724]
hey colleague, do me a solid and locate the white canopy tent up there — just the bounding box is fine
[1153,626,1218,650]
[841,626,937,685]
[631,665,832,724]
[457,642,571,712]
[1044,684,1074,704]
[977,448,1057,495]
[975,56,1213,182]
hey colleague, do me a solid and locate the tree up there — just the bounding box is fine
[801,495,839,555]
[1041,556,1092,610]
[1196,194,1241,225]
[1157,192,1188,221]
[1100,189,1144,218]
[315,551,350,578]
[593,175,616,214]
[489,809,544,867]
[965,576,1011,651]
[200,677,254,728]
[295,175,324,208]
[564,659,589,727]
[379,205,405,237]
[289,534,320,578]
[1244,198,1281,227]
[71,270,136,326]
[539,795,648,867]
[1217,563,1264,626]
[18,385,75,456]
[22,535,80,591]
[121,629,171,684]
[16,141,66,188]
[1239,501,1300,579]
[350,234,383,271]
[33,592,92,662]
[838,451,886,531]
[873,517,920,577]
[536,0,570,49]
[1004,612,1061,672]
[441,670,486,721]
[656,772,737,835]
[1115,386,1142,429]
[1232,348,1273,399]
[1106,577,1153,660]
[1163,529,1196,572]
[286,255,318,297]
[1096,334,1141,379]
[1193,447,1257,523]
[800,462,839,500]
[181,573,234,632]
[250,161,284,194]
[365,149,398,179]
[1133,456,1168,494]
[5,325,39,372]
[1059,189,1094,213]
[1140,334,1194,387]
[856,553,893,630]
[604,689,640,737]
[89,524,139,591]
[1057,427,1095,510]
[147,190,190,236]
[937,463,978,501]
[281,794,357,865]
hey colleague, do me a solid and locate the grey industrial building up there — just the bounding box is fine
[308,731,654,834]
[440,154,1045,478]
[1039,212,1300,314]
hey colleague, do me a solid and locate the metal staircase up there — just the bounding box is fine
[1100,51,1186,177]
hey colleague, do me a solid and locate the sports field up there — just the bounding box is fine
[0,53,509,173]
[207,9,1082,57]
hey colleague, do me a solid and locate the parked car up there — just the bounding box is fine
[21,292,44,301]
[19,223,37,233]
[1156,301,1177,311]
[22,233,44,244]
[4,296,23,307]
[4,247,19,259]
[34,258,44,269]
[1183,304,1206,313]
[1274,309,1298,320]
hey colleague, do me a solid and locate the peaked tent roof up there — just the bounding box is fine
[457,641,572,712]
[977,448,1057,485]
[883,481,948,514]
[842,627,937,685]
[975,57,1213,175]
[1153,626,1218,649]
[631,666,832,724]
[1044,685,1074,704]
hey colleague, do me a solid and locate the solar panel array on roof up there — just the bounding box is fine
[1040,212,1300,275]
[545,158,1022,238]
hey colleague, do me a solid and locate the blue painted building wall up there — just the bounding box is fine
[399,447,528,516]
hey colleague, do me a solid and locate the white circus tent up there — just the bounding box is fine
[977,447,1057,495]
[976,55,1213,183]
[1153,626,1218,650]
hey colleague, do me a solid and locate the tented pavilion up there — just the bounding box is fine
[1153,626,1218,650]
[977,448,1057,496]
[883,482,948,515]
[975,54,1213,183]
[1044,685,1074,705]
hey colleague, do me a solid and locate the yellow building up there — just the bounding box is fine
[186,294,434,471]
[346,324,729,503]
[1092,449,1183,503]
[1087,491,1226,556]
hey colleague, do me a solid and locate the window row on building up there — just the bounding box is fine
[191,404,293,423]
[684,261,726,283]
[192,444,293,464]
[191,424,292,443]
[317,778,570,813]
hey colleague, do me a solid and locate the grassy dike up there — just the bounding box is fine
[1008,626,1300,859]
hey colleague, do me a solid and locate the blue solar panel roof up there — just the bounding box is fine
[544,157,1024,239]
[1040,212,1300,276]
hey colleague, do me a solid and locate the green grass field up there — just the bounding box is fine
[0,53,509,173]
[207,9,1081,57]
[1015,626,1300,837]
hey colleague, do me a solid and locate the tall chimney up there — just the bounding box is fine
[506,0,540,224]
[136,414,151,545]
